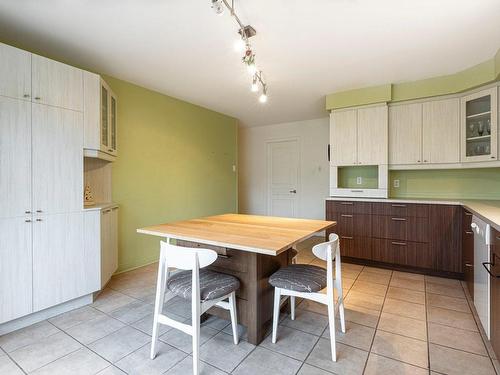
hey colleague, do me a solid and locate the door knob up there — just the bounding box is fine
[289,189,297,194]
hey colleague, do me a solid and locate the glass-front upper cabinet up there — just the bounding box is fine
[461,87,498,162]
[100,83,109,150]
[108,92,117,156]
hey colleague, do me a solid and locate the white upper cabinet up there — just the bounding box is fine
[0,43,31,100]
[461,87,498,162]
[330,105,388,166]
[32,54,83,111]
[0,97,31,218]
[389,103,423,165]
[422,98,460,164]
[32,104,83,214]
[83,71,118,159]
[330,109,357,166]
[357,105,388,165]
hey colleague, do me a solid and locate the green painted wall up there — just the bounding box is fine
[338,166,378,189]
[104,76,238,272]
[389,168,500,200]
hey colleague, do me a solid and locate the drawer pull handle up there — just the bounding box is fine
[25,219,32,223]
[464,212,473,216]
[217,254,231,259]
[341,236,353,240]
[465,231,473,235]
[465,263,473,267]
[391,242,407,246]
[341,214,353,218]
[391,217,406,221]
[103,209,111,213]
[340,202,353,205]
[483,262,500,278]
[496,236,500,241]
[350,190,363,193]
[391,204,406,208]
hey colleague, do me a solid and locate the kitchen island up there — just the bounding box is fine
[137,213,335,345]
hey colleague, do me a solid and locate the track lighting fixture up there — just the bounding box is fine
[210,0,269,103]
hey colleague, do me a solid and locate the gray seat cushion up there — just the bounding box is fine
[167,269,240,302]
[269,264,327,293]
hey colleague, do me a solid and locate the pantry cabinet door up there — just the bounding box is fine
[0,43,31,101]
[330,109,357,166]
[32,54,83,111]
[32,104,83,214]
[0,97,31,218]
[0,217,33,323]
[422,98,460,164]
[389,103,423,165]
[357,105,388,165]
[32,212,89,311]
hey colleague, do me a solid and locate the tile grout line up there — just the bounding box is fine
[424,275,432,374]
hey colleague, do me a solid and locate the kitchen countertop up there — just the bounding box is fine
[325,197,500,233]
[83,202,118,211]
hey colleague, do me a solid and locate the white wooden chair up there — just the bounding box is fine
[151,240,240,374]
[269,233,345,361]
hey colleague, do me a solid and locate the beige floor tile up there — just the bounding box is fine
[371,330,428,368]
[427,306,478,331]
[426,282,465,299]
[364,353,428,375]
[386,287,425,305]
[356,271,391,285]
[342,263,364,273]
[306,339,369,374]
[309,258,326,268]
[383,298,426,321]
[363,266,393,276]
[378,312,427,341]
[342,269,363,280]
[298,299,328,316]
[428,322,487,355]
[392,271,425,281]
[350,280,388,297]
[343,304,381,328]
[426,293,470,313]
[342,277,356,290]
[429,343,495,375]
[425,275,462,287]
[92,289,137,313]
[345,291,385,311]
[390,277,425,291]
[322,320,375,351]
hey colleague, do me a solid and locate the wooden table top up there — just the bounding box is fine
[137,214,336,256]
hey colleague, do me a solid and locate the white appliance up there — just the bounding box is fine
[472,216,491,338]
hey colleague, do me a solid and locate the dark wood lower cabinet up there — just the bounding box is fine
[326,200,463,278]
[462,209,474,298]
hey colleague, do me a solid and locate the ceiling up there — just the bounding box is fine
[0,0,499,127]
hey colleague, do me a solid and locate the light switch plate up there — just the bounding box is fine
[356,177,362,185]
[393,179,400,188]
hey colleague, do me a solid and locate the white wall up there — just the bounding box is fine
[238,117,329,220]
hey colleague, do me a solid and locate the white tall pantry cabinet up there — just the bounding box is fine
[0,42,118,332]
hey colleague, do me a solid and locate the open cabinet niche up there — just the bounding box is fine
[84,157,112,206]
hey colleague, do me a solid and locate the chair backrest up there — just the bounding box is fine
[312,233,339,262]
[161,241,217,270]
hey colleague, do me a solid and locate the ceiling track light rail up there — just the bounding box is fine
[211,0,268,103]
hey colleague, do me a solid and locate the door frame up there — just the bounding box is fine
[266,137,301,217]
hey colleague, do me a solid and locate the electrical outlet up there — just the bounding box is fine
[356,177,362,185]
[393,179,400,188]
[232,165,236,172]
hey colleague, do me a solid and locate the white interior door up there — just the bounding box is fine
[267,139,299,218]
[0,96,31,218]
[32,104,83,214]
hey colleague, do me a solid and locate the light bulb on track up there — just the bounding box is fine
[251,76,258,92]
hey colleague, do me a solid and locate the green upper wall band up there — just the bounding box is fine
[326,49,500,111]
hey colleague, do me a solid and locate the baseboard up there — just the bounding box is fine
[113,259,158,276]
[0,294,93,335]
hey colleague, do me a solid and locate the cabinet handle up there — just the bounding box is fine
[465,263,473,267]
[464,212,473,216]
[217,254,231,259]
[417,160,421,163]
[108,149,113,152]
[112,207,119,211]
[340,202,353,205]
[25,210,31,214]
[496,236,500,241]
[36,218,42,222]
[341,236,353,240]
[103,209,111,213]
[391,217,406,221]
[23,94,30,98]
[36,210,43,213]
[391,241,407,246]
[341,214,353,218]
[483,262,500,278]
[424,160,428,163]
[34,97,41,100]
[465,231,473,235]
[391,204,406,208]
[350,190,363,193]
[25,219,32,223]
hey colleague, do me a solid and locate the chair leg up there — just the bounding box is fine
[339,297,346,334]
[272,288,281,344]
[327,297,337,362]
[192,305,200,375]
[228,292,239,345]
[151,250,167,360]
[290,296,296,320]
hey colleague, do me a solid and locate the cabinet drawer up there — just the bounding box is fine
[176,240,248,273]
[328,213,372,237]
[372,215,429,243]
[372,239,432,268]
[371,202,429,217]
[326,200,372,216]
[339,236,371,260]
[462,209,473,231]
